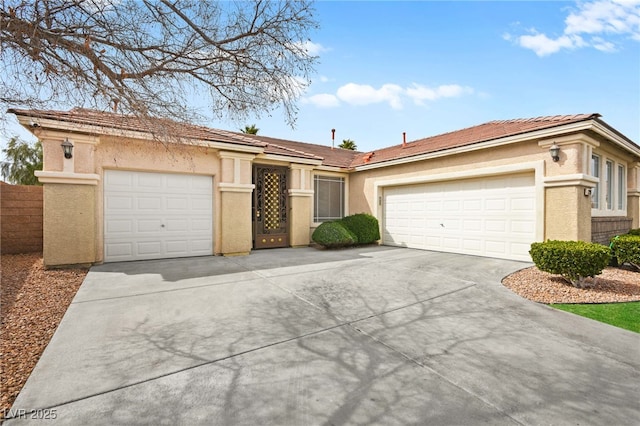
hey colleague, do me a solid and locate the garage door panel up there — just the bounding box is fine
[104,170,213,262]
[137,197,162,210]
[383,174,535,261]
[485,241,507,256]
[106,195,133,210]
[511,220,535,234]
[463,219,482,232]
[166,240,188,254]
[137,241,163,256]
[463,199,482,211]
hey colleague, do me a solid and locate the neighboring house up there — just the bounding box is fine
[8,108,640,267]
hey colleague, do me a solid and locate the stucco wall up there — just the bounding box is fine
[43,184,96,267]
[219,191,252,255]
[545,186,592,241]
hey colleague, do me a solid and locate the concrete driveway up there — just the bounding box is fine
[7,247,640,425]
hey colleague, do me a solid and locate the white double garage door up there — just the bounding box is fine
[104,170,213,262]
[383,173,536,262]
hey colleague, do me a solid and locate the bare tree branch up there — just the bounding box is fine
[0,0,319,128]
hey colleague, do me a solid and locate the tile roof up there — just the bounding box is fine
[350,114,603,167]
[8,107,264,147]
[8,107,357,168]
[251,134,360,168]
[11,109,623,170]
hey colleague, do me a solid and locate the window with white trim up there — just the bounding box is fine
[606,160,613,209]
[314,175,344,222]
[618,164,626,210]
[591,154,600,209]
[590,153,626,215]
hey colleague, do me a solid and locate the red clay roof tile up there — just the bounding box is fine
[11,109,624,170]
[350,114,603,167]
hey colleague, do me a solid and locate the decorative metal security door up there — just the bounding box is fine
[253,165,288,249]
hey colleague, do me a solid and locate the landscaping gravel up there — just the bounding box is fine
[503,265,640,304]
[1,253,87,420]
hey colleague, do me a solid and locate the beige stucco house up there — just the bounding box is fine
[9,108,640,267]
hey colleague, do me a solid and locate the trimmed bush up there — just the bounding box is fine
[312,221,357,248]
[610,234,640,269]
[529,240,611,288]
[627,228,640,236]
[340,213,380,244]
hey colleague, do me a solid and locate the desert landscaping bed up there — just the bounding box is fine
[1,253,87,420]
[502,265,640,304]
[1,253,638,420]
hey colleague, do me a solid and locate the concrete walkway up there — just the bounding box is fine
[7,247,640,425]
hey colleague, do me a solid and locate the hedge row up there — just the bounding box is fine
[610,229,640,269]
[530,230,640,288]
[312,213,380,248]
[529,240,611,288]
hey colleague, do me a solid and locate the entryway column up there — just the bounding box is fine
[288,165,314,246]
[217,151,255,255]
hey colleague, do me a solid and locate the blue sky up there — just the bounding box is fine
[2,0,639,155]
[255,0,640,152]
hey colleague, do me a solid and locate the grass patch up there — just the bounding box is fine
[550,302,640,333]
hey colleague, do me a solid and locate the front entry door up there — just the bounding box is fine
[253,165,289,249]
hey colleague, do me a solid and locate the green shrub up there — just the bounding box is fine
[340,213,380,244]
[529,240,611,288]
[312,221,357,248]
[610,235,640,269]
[627,228,640,236]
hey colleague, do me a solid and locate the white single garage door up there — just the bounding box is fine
[104,170,213,262]
[383,173,536,261]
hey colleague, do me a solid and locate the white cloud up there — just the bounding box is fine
[336,83,404,109]
[565,0,640,39]
[591,36,618,51]
[299,41,329,56]
[518,33,585,56]
[509,0,640,55]
[306,82,476,110]
[406,84,474,105]
[303,93,340,108]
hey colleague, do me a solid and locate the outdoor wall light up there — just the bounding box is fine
[549,142,560,162]
[61,138,73,159]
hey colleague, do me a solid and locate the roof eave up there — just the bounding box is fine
[12,113,266,154]
[590,119,640,157]
[353,119,622,171]
[255,153,323,166]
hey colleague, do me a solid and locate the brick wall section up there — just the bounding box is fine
[1,182,43,254]
[591,216,633,245]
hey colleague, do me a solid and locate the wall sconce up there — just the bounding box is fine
[61,138,73,159]
[549,142,560,162]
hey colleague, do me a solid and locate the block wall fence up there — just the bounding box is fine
[1,182,43,254]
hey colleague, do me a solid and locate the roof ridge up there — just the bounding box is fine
[402,113,600,146]
[264,141,325,160]
[487,113,600,125]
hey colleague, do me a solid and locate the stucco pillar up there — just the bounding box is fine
[544,185,593,242]
[540,135,599,242]
[34,133,100,267]
[217,151,255,255]
[627,163,640,228]
[288,165,314,247]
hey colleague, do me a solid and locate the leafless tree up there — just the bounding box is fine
[0,0,319,127]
